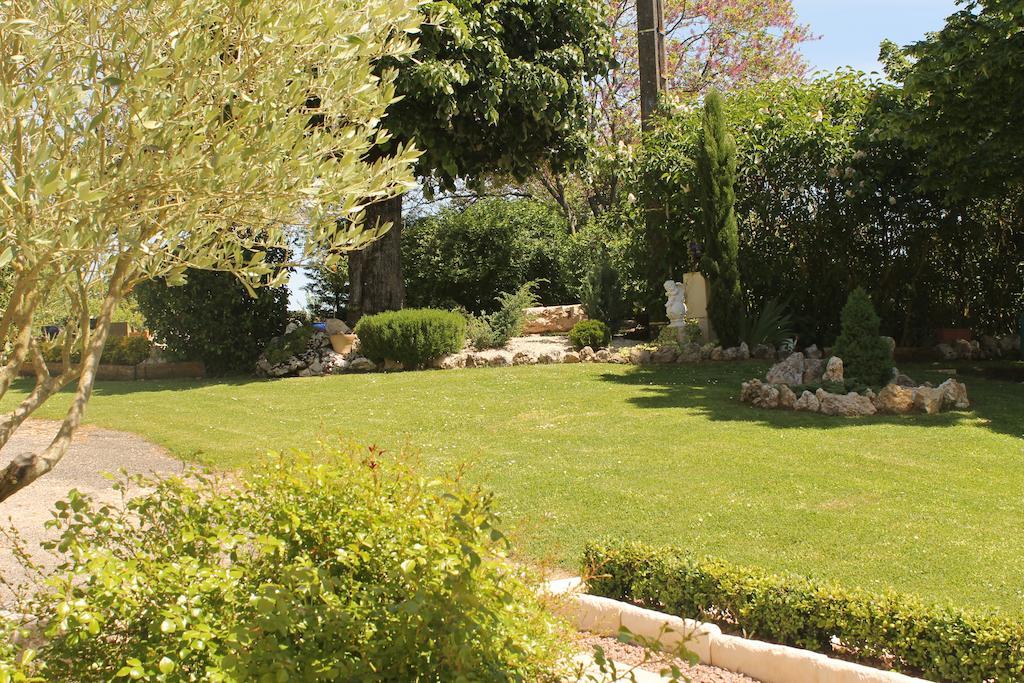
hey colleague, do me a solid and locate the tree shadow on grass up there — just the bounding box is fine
[8,374,267,399]
[596,361,1024,440]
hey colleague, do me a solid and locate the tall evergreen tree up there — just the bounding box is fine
[698,89,744,346]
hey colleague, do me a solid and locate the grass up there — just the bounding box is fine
[6,360,1024,613]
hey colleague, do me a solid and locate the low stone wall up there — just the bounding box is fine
[522,304,586,334]
[19,361,205,381]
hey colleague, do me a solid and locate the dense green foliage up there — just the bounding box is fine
[10,448,567,680]
[568,320,611,350]
[104,335,153,366]
[136,269,289,376]
[584,541,1024,682]
[261,325,314,367]
[467,282,540,349]
[304,264,348,320]
[697,91,744,346]
[833,288,893,386]
[579,244,630,333]
[635,72,1023,342]
[740,300,793,349]
[382,0,613,186]
[10,362,1024,612]
[883,0,1024,200]
[355,309,466,368]
[403,200,577,312]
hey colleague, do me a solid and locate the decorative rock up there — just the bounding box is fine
[765,353,805,385]
[607,353,628,364]
[738,342,750,360]
[523,304,586,334]
[537,351,562,364]
[307,359,324,376]
[823,356,844,383]
[700,343,716,360]
[740,380,780,409]
[285,321,299,334]
[487,353,512,367]
[778,385,797,410]
[874,384,915,414]
[710,346,725,361]
[937,378,970,410]
[324,318,352,335]
[794,390,820,412]
[816,389,877,417]
[348,357,376,372]
[751,344,774,360]
[579,346,596,362]
[936,343,957,361]
[677,343,702,363]
[954,338,975,360]
[437,354,466,370]
[913,386,944,415]
[629,348,652,365]
[563,351,582,364]
[652,346,678,364]
[998,334,1020,354]
[383,359,404,371]
[512,351,534,366]
[802,358,825,385]
[804,344,822,359]
[721,346,742,361]
[594,349,612,362]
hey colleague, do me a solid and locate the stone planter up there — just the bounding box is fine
[329,333,357,355]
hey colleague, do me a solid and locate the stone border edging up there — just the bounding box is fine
[547,578,926,683]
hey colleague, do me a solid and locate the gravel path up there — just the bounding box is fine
[575,633,759,682]
[0,419,183,594]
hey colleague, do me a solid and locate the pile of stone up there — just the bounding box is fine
[740,350,970,417]
[522,304,586,334]
[936,334,1020,361]
[255,320,376,378]
[627,341,775,365]
[431,344,629,369]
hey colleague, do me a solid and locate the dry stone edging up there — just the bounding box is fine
[547,579,925,683]
[740,351,970,417]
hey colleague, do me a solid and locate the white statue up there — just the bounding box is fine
[664,280,687,329]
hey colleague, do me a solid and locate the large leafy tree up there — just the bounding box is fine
[0,0,421,500]
[346,0,614,322]
[883,0,1024,200]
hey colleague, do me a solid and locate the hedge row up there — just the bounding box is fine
[582,541,1024,682]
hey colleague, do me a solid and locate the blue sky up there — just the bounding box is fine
[792,0,960,74]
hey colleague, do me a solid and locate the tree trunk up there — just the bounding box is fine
[347,194,404,326]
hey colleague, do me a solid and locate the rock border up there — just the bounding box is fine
[547,578,925,683]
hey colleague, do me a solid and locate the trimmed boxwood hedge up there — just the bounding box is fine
[582,541,1024,682]
[355,308,466,369]
[568,319,611,350]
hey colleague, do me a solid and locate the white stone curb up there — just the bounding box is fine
[547,579,926,683]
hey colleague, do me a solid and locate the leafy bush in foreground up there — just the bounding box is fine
[355,308,466,368]
[11,448,569,681]
[568,320,611,350]
[583,541,1024,682]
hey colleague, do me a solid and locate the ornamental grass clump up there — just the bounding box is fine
[4,447,571,681]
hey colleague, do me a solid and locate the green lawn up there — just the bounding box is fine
[7,361,1024,613]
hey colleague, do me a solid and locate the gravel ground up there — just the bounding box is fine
[0,419,183,596]
[575,632,759,682]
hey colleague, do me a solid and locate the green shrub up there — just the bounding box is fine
[355,308,466,368]
[261,324,314,366]
[741,299,793,348]
[469,282,540,350]
[136,266,289,376]
[580,244,629,333]
[103,335,153,365]
[569,320,611,350]
[583,541,1024,682]
[833,288,892,386]
[403,199,576,313]
[13,447,569,681]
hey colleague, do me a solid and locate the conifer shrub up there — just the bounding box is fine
[355,308,466,368]
[833,288,892,385]
[568,320,611,350]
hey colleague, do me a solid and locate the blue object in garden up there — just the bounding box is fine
[312,322,327,332]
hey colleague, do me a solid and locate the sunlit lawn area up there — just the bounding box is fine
[10,361,1024,613]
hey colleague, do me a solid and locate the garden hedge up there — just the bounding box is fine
[583,541,1024,682]
[355,308,466,369]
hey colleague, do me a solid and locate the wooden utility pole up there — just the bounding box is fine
[637,0,666,130]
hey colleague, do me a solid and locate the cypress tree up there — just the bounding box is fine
[697,89,744,347]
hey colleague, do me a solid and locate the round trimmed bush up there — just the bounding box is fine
[568,319,611,350]
[355,308,466,369]
[9,447,570,680]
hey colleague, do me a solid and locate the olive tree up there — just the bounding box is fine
[0,0,421,500]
